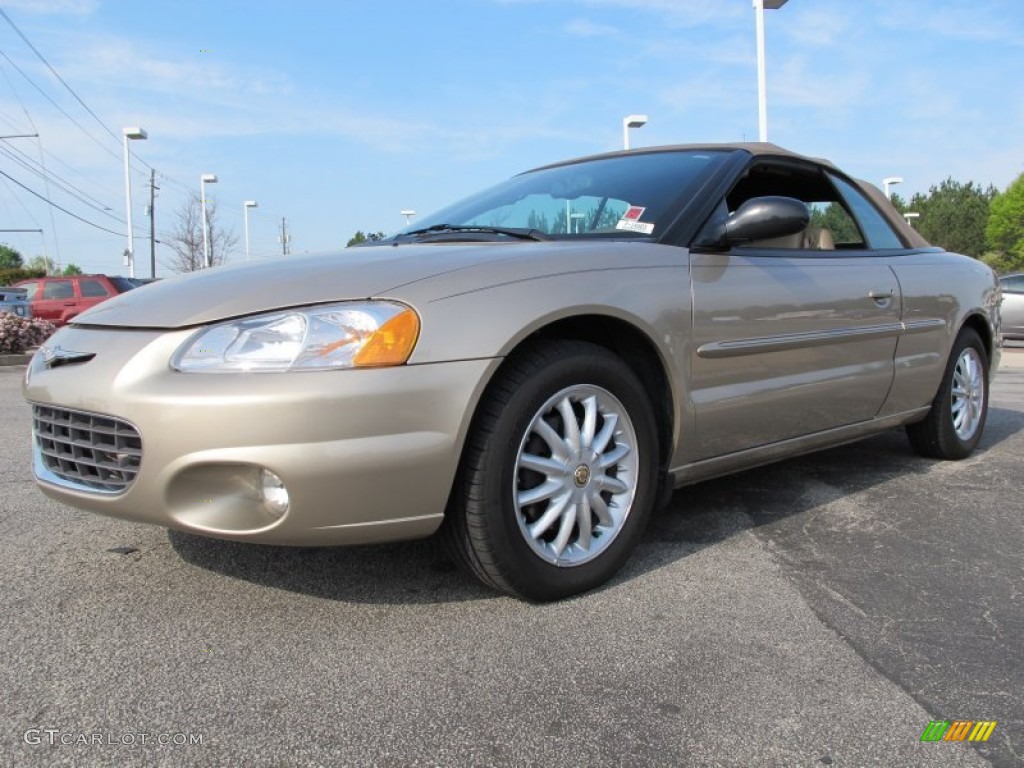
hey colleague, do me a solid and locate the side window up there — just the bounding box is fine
[807,202,863,247]
[21,283,38,300]
[78,279,111,298]
[42,281,74,300]
[718,163,861,252]
[829,174,905,250]
[1001,276,1024,293]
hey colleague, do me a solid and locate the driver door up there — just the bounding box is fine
[687,163,902,459]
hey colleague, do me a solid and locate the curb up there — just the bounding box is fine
[0,352,33,367]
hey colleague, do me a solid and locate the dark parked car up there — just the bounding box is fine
[999,273,1024,340]
[14,275,141,327]
[0,286,31,318]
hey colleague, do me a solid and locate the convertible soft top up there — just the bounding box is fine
[537,142,932,250]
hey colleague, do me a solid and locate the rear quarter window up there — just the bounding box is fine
[830,174,905,250]
[78,279,111,298]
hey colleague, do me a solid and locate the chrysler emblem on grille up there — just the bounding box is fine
[40,345,96,369]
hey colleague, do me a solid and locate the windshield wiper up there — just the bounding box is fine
[402,224,551,241]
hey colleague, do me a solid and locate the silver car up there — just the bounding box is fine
[23,144,1001,600]
[999,273,1024,340]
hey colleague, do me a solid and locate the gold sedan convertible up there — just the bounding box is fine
[24,144,1002,601]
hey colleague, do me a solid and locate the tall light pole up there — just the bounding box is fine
[200,173,218,268]
[882,176,904,199]
[401,209,416,226]
[623,114,648,150]
[754,0,788,142]
[243,200,258,261]
[122,127,148,278]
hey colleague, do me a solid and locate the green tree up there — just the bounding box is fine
[346,231,386,247]
[909,179,996,258]
[0,244,24,269]
[985,172,1024,273]
[526,211,551,233]
[809,204,861,243]
[62,263,83,276]
[0,267,45,284]
[26,255,56,274]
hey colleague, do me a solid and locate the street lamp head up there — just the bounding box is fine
[624,114,648,129]
[122,127,147,140]
[400,209,416,217]
[245,200,258,209]
[761,0,789,9]
[201,174,218,184]
[882,176,904,186]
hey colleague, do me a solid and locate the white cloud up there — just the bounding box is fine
[879,2,1024,47]
[564,18,618,37]
[499,0,743,27]
[1,0,97,15]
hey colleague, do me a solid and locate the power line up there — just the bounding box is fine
[0,47,121,165]
[0,143,119,219]
[0,169,123,236]
[0,8,121,147]
[0,19,196,207]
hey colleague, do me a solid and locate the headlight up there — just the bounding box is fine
[171,301,420,373]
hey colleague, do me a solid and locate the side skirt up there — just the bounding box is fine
[670,407,931,488]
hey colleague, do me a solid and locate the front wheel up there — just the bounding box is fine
[442,340,658,601]
[906,327,989,459]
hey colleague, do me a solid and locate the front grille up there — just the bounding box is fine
[32,405,142,493]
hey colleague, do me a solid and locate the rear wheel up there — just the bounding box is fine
[442,340,658,601]
[906,327,989,459]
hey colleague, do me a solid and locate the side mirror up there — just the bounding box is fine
[694,196,810,249]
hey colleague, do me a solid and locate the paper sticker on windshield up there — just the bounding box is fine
[616,206,654,234]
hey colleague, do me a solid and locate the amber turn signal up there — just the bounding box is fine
[353,308,420,367]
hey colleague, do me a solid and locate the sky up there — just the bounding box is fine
[0,0,1022,277]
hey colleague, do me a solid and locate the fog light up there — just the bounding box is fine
[260,469,290,519]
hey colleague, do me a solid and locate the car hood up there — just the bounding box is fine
[74,243,546,329]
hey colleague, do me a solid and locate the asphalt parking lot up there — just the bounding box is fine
[1,348,1021,767]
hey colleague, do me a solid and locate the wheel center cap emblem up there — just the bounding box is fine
[574,464,591,487]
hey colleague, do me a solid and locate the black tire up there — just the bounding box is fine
[906,327,989,459]
[441,340,659,601]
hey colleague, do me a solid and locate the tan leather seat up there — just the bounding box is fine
[747,226,834,250]
[804,226,834,250]
[746,230,805,249]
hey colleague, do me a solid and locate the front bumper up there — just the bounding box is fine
[24,325,497,546]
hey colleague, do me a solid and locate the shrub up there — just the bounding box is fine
[0,314,56,354]
[979,251,1024,276]
[0,267,45,286]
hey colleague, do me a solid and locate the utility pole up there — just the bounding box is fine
[279,217,290,256]
[148,169,159,279]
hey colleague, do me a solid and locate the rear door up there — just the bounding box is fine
[688,161,903,459]
[76,277,114,314]
[33,279,76,323]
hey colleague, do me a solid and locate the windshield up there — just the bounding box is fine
[395,150,730,240]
